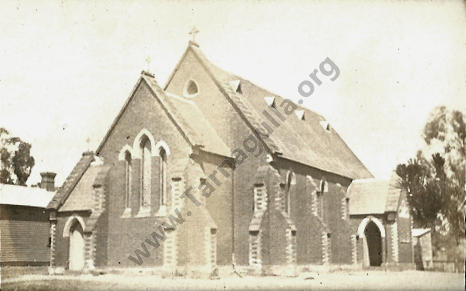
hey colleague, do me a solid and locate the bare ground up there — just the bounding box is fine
[1,268,464,291]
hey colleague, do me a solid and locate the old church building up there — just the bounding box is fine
[47,41,414,275]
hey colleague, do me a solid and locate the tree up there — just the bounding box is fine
[0,128,35,185]
[396,106,465,244]
[396,154,447,229]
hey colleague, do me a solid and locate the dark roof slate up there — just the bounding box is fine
[348,172,402,215]
[186,43,373,179]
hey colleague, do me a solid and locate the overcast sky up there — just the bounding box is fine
[1,0,465,185]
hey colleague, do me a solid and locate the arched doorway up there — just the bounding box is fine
[69,221,85,271]
[364,221,382,266]
[357,216,385,267]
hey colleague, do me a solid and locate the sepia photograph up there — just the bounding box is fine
[0,0,465,290]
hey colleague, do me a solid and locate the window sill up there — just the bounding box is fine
[121,208,132,218]
[135,206,151,218]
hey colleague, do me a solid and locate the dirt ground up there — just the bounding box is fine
[1,268,464,291]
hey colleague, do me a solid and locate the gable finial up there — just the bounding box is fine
[189,26,200,43]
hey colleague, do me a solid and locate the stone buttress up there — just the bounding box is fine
[248,165,297,275]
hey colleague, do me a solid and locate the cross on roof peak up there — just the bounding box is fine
[189,26,200,43]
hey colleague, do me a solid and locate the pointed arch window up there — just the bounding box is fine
[317,178,328,219]
[159,147,167,207]
[124,151,132,209]
[140,136,152,207]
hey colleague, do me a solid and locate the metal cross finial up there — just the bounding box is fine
[189,26,200,42]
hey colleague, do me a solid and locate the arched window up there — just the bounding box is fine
[318,178,327,218]
[124,151,132,209]
[140,136,152,207]
[159,147,167,206]
[319,179,328,194]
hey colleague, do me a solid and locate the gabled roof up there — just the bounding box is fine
[143,76,231,157]
[166,42,372,179]
[47,152,94,210]
[59,165,101,212]
[0,184,55,208]
[348,172,402,215]
[163,93,231,157]
[166,42,282,155]
[96,71,231,159]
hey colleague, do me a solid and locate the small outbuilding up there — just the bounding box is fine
[412,228,433,270]
[0,173,56,266]
[347,172,415,268]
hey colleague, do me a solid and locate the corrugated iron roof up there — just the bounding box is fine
[0,184,55,208]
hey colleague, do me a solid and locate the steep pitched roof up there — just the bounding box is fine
[47,152,95,210]
[167,42,372,179]
[348,172,402,215]
[0,184,55,208]
[164,93,231,157]
[96,71,231,159]
[143,76,231,157]
[59,165,101,212]
[166,42,282,155]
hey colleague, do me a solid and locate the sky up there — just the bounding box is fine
[1,0,465,186]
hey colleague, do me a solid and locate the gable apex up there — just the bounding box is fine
[163,42,372,179]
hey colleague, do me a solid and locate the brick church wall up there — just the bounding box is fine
[97,80,193,267]
[165,50,270,266]
[193,152,233,266]
[274,159,353,265]
[326,182,353,264]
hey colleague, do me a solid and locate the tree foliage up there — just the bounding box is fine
[396,106,465,243]
[0,128,35,186]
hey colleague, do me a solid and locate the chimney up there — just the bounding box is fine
[40,172,56,192]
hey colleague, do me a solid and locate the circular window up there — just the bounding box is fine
[183,80,199,97]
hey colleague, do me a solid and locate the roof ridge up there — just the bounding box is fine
[142,75,203,147]
[166,42,373,179]
[182,48,327,120]
[96,76,144,155]
[189,45,283,155]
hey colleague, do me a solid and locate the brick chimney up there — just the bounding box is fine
[40,172,56,192]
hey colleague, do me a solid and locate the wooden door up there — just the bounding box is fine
[69,222,85,271]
